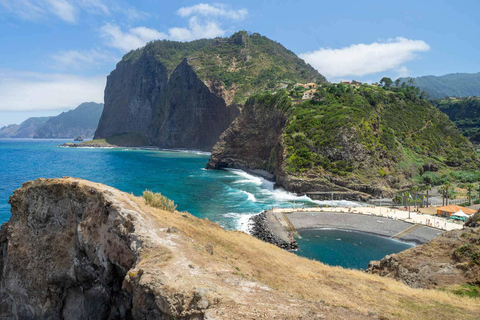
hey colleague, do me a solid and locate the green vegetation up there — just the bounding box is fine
[143,190,177,212]
[398,72,480,99]
[451,285,480,298]
[246,79,479,195]
[432,97,480,143]
[121,31,326,104]
[283,82,476,178]
[80,132,150,147]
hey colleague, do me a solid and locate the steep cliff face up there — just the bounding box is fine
[367,226,480,290]
[95,52,168,140]
[150,59,240,150]
[1,178,479,319]
[94,31,325,151]
[207,93,288,172]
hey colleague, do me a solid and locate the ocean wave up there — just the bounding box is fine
[240,190,257,202]
[222,212,256,233]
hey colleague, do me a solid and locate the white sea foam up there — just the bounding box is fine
[226,169,264,185]
[240,190,257,202]
[222,212,256,233]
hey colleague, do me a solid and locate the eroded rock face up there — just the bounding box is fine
[95,55,239,151]
[95,52,168,141]
[0,178,207,320]
[366,227,480,289]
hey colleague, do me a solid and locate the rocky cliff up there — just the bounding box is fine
[94,31,325,151]
[367,225,480,290]
[208,84,478,199]
[34,102,103,139]
[1,178,478,319]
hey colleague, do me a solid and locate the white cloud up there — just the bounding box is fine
[100,23,167,52]
[300,37,430,80]
[100,3,247,51]
[52,49,119,69]
[101,17,226,52]
[45,0,77,23]
[168,17,224,42]
[0,0,148,23]
[0,70,105,111]
[177,3,247,21]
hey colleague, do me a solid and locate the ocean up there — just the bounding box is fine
[0,139,412,269]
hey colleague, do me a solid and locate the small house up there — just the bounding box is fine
[435,205,476,218]
[302,89,316,100]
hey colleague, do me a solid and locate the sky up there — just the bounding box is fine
[0,0,479,127]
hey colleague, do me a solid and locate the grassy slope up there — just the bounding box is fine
[121,31,325,104]
[126,183,480,319]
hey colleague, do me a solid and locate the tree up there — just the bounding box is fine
[424,184,432,208]
[403,191,411,219]
[392,195,402,205]
[467,184,475,205]
[380,77,393,88]
[408,78,415,85]
[412,186,419,211]
[445,182,452,206]
[394,79,401,87]
[440,185,447,206]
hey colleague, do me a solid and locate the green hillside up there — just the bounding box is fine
[432,97,480,144]
[399,72,480,99]
[122,31,326,104]
[283,83,477,185]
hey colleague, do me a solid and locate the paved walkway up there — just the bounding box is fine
[273,206,464,231]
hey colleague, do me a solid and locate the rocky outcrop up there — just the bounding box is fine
[95,52,169,141]
[95,55,239,151]
[150,59,240,150]
[0,178,478,319]
[366,227,480,289]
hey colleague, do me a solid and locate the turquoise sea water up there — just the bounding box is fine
[296,229,413,269]
[0,139,413,269]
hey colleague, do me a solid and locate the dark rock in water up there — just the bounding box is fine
[74,136,84,141]
[249,211,298,250]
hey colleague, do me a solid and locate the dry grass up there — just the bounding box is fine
[131,194,480,320]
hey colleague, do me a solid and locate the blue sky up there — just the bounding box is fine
[0,0,479,126]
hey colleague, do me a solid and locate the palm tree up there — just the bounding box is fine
[403,191,411,219]
[424,184,431,208]
[445,182,452,206]
[412,186,419,211]
[440,185,447,206]
[467,184,475,206]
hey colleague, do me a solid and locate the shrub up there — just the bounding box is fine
[143,190,177,212]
